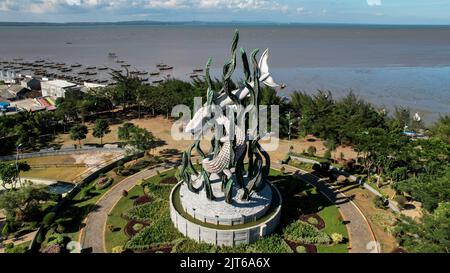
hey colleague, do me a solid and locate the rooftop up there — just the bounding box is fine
[42,79,77,88]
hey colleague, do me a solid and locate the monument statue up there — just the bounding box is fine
[170,30,283,246]
[179,29,280,203]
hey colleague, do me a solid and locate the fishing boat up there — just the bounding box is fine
[159,66,173,71]
[86,66,96,70]
[193,69,204,73]
[152,79,164,84]
[98,67,108,71]
[108,53,117,58]
[121,64,131,68]
[116,60,125,63]
[138,71,148,75]
[156,63,167,68]
[140,78,149,82]
[71,63,82,68]
[149,72,160,76]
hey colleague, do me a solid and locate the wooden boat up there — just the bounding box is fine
[140,78,149,82]
[149,72,160,76]
[86,66,96,70]
[152,79,164,84]
[121,64,130,67]
[193,69,204,73]
[159,66,173,71]
[71,63,82,68]
[156,63,167,68]
[138,71,148,75]
[116,60,125,63]
[98,67,108,71]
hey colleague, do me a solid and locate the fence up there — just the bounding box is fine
[0,147,124,161]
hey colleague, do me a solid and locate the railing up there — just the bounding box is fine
[0,147,124,161]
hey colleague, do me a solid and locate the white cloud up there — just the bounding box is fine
[367,0,382,6]
[1,0,289,14]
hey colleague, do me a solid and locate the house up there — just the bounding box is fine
[21,77,41,91]
[0,85,30,101]
[0,70,17,84]
[41,79,81,98]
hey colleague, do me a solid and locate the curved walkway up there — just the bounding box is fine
[79,165,172,253]
[272,162,380,253]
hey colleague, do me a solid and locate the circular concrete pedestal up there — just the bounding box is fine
[170,182,282,247]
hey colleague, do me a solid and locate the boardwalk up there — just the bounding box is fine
[272,162,380,253]
[79,165,172,253]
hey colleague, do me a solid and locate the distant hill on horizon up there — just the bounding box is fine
[0,21,449,28]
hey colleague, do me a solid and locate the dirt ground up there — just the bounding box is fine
[337,182,399,253]
[54,116,358,163]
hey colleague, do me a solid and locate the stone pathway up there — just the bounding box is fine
[272,162,380,253]
[79,165,173,253]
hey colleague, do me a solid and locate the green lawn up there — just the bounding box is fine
[61,171,127,242]
[105,168,349,253]
[105,169,176,252]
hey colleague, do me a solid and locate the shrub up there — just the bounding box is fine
[394,195,408,209]
[296,245,307,253]
[4,242,28,253]
[324,149,332,160]
[95,177,113,190]
[42,244,62,253]
[122,190,128,197]
[246,235,293,253]
[112,246,124,253]
[280,166,286,173]
[307,217,319,226]
[43,212,56,228]
[374,196,389,209]
[47,233,64,246]
[35,230,45,244]
[307,146,317,156]
[283,221,331,245]
[133,223,144,231]
[331,233,344,244]
[107,224,114,232]
[340,152,345,160]
[125,218,179,250]
[124,200,167,222]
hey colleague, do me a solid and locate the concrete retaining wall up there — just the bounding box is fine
[170,183,282,247]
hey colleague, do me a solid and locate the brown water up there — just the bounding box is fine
[0,24,449,123]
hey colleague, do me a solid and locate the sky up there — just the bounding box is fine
[0,0,450,24]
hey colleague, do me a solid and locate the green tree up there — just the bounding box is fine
[0,161,30,190]
[92,119,111,145]
[70,124,88,148]
[395,202,450,253]
[0,183,51,221]
[431,115,450,144]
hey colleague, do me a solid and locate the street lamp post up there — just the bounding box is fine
[16,143,23,187]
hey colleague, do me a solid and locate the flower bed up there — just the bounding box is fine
[283,221,331,245]
[133,244,174,253]
[133,195,153,206]
[124,219,149,239]
[284,240,317,253]
[95,177,113,190]
[159,177,178,185]
[299,213,325,230]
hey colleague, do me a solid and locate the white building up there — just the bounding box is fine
[41,80,81,98]
[0,70,17,84]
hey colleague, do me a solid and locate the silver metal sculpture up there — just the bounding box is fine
[179,30,280,204]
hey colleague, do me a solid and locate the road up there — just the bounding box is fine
[272,162,380,253]
[78,165,172,253]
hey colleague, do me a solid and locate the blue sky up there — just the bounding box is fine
[0,0,450,24]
